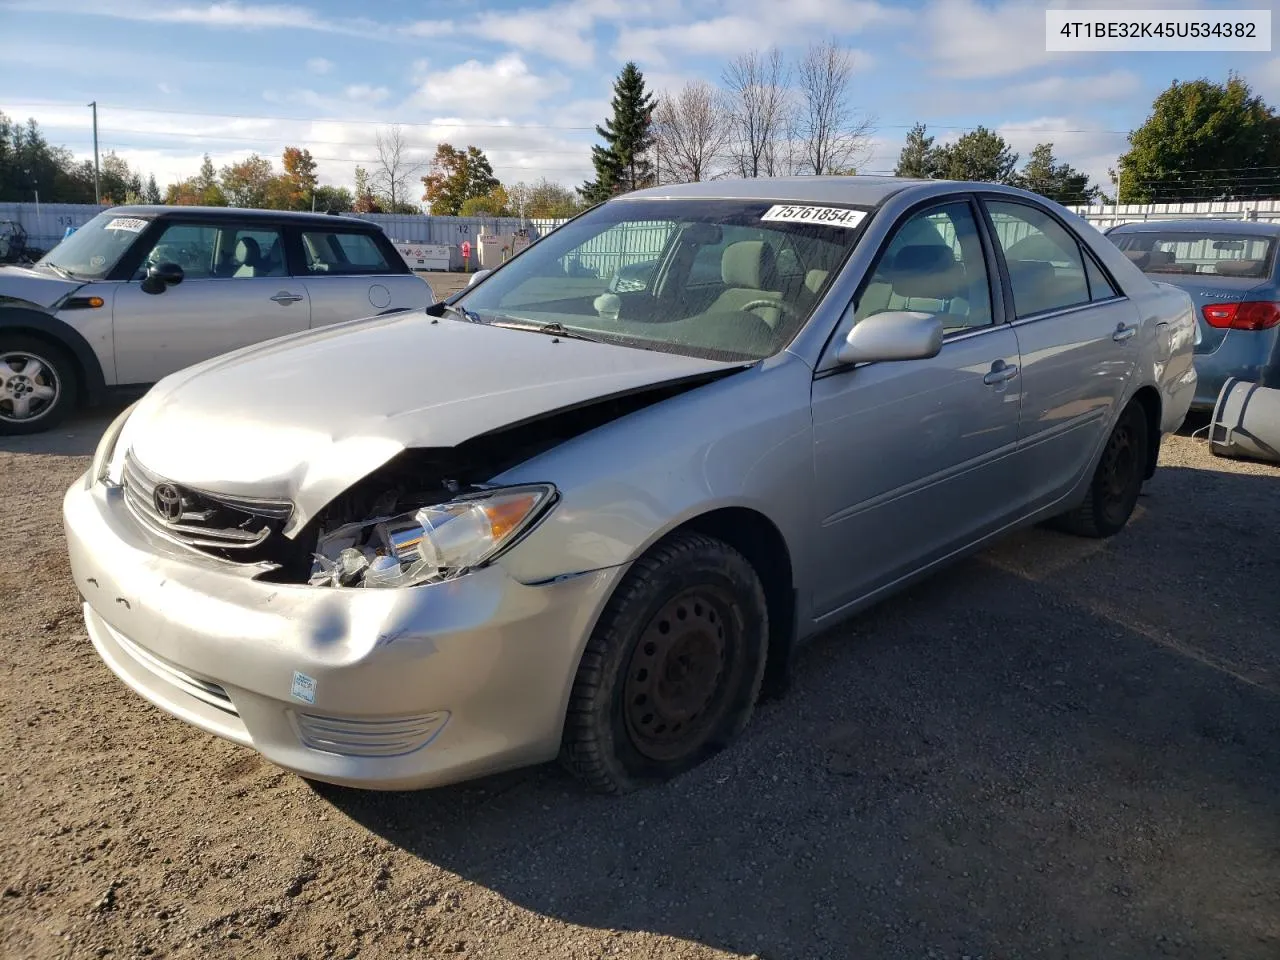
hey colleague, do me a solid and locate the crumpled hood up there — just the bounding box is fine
[0,264,85,309]
[120,312,744,535]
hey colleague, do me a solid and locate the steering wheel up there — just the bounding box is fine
[738,298,802,322]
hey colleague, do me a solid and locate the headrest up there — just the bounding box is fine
[1214,259,1263,277]
[721,241,775,289]
[883,244,965,300]
[1123,250,1150,269]
[1147,249,1175,265]
[804,269,829,295]
[236,236,262,265]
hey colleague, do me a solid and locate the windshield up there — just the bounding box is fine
[37,212,152,280]
[1110,230,1276,280]
[455,198,871,361]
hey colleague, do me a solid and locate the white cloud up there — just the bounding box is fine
[1010,69,1142,105]
[306,57,333,75]
[616,0,903,65]
[921,0,1066,79]
[1247,56,1280,103]
[6,0,387,38]
[343,85,390,105]
[410,54,571,116]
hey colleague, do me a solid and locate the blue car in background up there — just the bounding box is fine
[1106,219,1280,411]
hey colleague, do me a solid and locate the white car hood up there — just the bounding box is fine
[120,311,745,536]
[0,264,85,309]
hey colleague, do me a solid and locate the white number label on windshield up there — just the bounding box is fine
[105,217,148,233]
[761,205,866,229]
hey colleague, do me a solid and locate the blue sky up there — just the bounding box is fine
[1,0,1277,201]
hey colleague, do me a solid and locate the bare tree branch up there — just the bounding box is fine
[796,41,876,175]
[720,48,793,179]
[652,82,732,183]
[372,124,424,212]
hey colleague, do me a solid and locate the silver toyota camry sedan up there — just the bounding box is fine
[64,177,1197,794]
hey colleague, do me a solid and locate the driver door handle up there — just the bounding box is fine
[1113,323,1137,343]
[983,360,1019,385]
[271,292,304,305]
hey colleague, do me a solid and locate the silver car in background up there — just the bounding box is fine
[1,206,433,434]
[1106,219,1280,411]
[64,177,1196,795]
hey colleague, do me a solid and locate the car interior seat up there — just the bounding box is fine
[1215,259,1265,277]
[882,245,970,319]
[233,237,264,278]
[706,240,783,326]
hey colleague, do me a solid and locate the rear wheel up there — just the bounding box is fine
[560,532,768,794]
[1052,401,1150,539]
[0,336,78,435]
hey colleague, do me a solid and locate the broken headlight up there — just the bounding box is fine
[309,484,556,588]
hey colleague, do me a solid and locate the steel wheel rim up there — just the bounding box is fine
[623,586,735,762]
[1100,422,1136,504]
[0,351,60,424]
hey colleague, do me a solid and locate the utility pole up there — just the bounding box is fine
[88,101,101,204]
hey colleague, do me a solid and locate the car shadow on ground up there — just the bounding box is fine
[0,401,133,457]
[318,464,1280,959]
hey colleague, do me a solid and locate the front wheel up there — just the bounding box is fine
[560,532,769,794]
[0,337,78,435]
[1052,401,1150,539]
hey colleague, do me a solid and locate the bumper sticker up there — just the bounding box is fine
[290,671,317,704]
[761,205,866,229]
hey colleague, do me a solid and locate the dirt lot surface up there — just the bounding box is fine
[418,272,471,301]
[2,412,1278,960]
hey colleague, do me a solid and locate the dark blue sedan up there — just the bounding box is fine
[1105,219,1279,411]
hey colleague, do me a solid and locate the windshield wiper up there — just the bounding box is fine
[38,261,77,280]
[484,317,606,343]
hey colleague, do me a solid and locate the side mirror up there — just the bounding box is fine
[141,261,185,295]
[467,269,492,287]
[834,311,943,366]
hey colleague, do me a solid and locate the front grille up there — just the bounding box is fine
[291,711,449,757]
[111,626,237,715]
[121,451,293,558]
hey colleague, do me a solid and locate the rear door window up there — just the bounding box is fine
[301,230,393,274]
[984,201,1091,318]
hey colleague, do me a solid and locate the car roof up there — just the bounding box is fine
[619,176,1061,209]
[103,205,379,229]
[1107,218,1280,237]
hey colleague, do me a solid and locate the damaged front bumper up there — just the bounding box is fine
[63,475,625,790]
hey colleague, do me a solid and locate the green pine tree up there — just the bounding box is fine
[580,62,656,203]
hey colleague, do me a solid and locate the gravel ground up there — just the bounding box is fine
[2,412,1278,960]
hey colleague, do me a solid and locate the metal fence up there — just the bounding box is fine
[1064,199,1280,229]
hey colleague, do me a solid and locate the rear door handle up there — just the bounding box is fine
[983,361,1019,385]
[1113,323,1137,343]
[271,292,304,304]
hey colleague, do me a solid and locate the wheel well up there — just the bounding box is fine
[677,507,796,700]
[1129,385,1162,480]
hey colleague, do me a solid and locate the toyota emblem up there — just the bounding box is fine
[152,483,183,523]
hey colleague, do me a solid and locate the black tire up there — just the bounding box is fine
[0,335,78,436]
[560,532,769,795]
[1052,401,1150,539]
